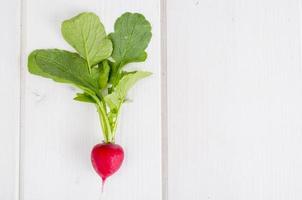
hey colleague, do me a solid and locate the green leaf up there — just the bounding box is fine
[61,12,113,71]
[110,12,152,68]
[104,71,151,110]
[116,71,151,97]
[74,93,95,103]
[28,49,100,94]
[27,12,152,143]
[98,60,110,89]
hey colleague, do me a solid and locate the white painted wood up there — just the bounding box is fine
[168,0,302,199]
[0,0,20,199]
[21,1,161,200]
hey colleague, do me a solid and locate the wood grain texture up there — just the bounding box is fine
[21,1,161,200]
[167,0,302,199]
[0,0,20,199]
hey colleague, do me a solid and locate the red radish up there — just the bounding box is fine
[28,12,152,193]
[91,143,124,187]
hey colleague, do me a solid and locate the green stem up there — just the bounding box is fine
[111,101,123,140]
[96,106,108,142]
[77,87,112,142]
[90,94,112,143]
[98,101,112,143]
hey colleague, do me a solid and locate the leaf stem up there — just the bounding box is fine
[96,105,109,142]
[111,101,123,139]
[95,99,112,143]
[84,89,112,143]
[86,60,91,74]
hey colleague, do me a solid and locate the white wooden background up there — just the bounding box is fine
[2,0,302,200]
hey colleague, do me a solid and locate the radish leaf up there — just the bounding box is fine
[62,12,112,72]
[27,12,152,143]
[28,49,100,94]
[105,71,151,110]
[109,13,152,84]
[74,93,96,103]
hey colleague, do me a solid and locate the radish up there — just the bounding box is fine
[91,143,124,186]
[27,12,152,191]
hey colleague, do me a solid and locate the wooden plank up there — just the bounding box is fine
[0,0,20,199]
[167,0,302,199]
[21,1,161,200]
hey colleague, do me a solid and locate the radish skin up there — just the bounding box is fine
[91,143,124,187]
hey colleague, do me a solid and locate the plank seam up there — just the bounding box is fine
[160,0,168,199]
[18,0,26,198]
